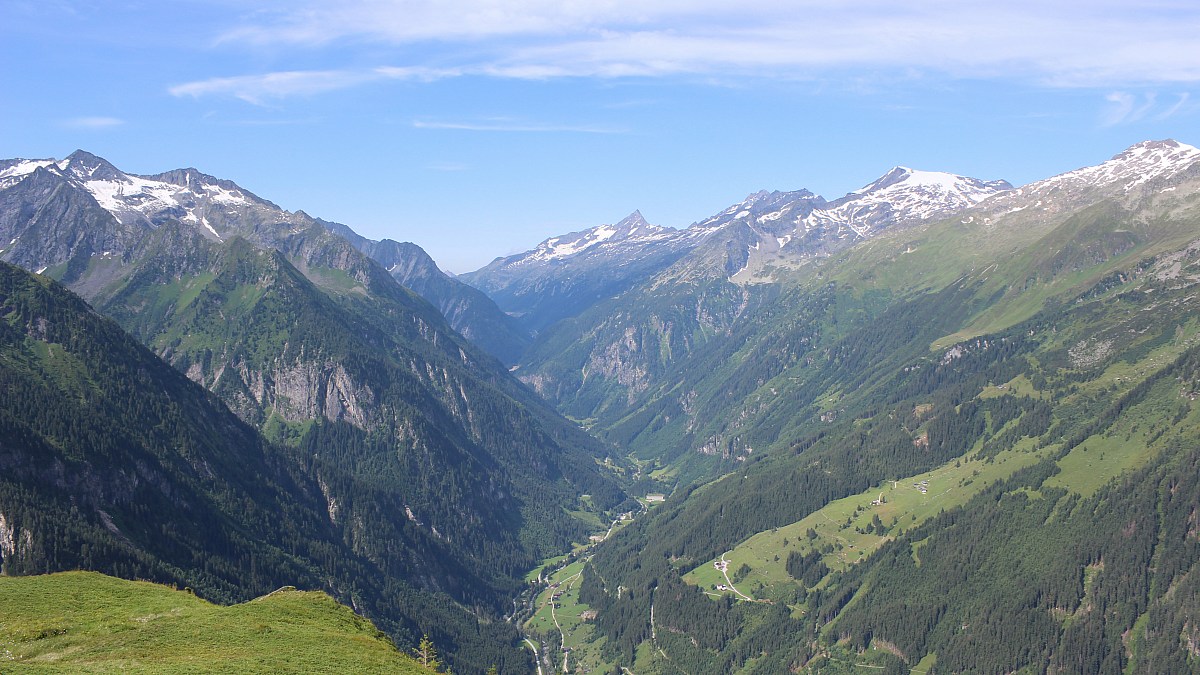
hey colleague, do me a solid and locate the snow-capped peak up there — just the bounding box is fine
[847,166,1012,205]
[61,149,126,182]
[1114,139,1198,165]
[614,210,651,236]
[800,167,1012,240]
[522,211,673,263]
[0,158,56,180]
[0,150,279,242]
[0,158,60,189]
[1029,139,1200,195]
[690,189,826,234]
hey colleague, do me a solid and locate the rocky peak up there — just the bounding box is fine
[145,168,276,209]
[990,139,1200,214]
[1105,139,1200,180]
[62,150,126,182]
[813,166,1012,232]
[692,189,826,233]
[613,210,651,236]
[837,166,1012,207]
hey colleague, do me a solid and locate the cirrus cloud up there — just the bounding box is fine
[63,116,125,129]
[211,1,1200,85]
[168,70,376,104]
[172,0,1200,105]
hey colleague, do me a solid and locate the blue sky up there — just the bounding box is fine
[3,1,1199,272]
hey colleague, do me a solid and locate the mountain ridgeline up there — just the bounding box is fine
[321,217,532,364]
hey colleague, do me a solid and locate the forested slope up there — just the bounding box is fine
[0,262,531,673]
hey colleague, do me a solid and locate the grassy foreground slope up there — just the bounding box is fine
[0,571,426,673]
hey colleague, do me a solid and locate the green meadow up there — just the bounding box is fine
[0,572,423,674]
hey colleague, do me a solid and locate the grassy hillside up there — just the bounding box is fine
[0,571,427,673]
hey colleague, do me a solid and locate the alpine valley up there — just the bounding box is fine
[2,140,1200,674]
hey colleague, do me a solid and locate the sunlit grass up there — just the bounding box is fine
[0,572,422,674]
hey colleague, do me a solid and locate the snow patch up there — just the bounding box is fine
[524,219,665,262]
[200,217,222,240]
[800,167,1010,241]
[1033,140,1199,194]
[0,159,56,181]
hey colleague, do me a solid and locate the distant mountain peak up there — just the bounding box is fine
[803,166,1012,241]
[613,210,654,236]
[1110,138,1199,167]
[62,149,126,182]
[850,166,1013,200]
[1018,138,1200,199]
[1120,138,1195,153]
[693,189,826,232]
[853,166,913,194]
[520,212,673,264]
[738,188,821,208]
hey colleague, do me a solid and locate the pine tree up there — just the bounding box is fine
[412,634,442,671]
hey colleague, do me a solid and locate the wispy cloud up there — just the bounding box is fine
[1158,92,1192,120]
[413,119,626,133]
[169,66,470,105]
[1102,91,1194,126]
[169,70,375,104]
[62,116,124,129]
[204,1,1200,88]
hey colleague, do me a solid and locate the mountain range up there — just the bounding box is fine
[461,156,1020,481]
[484,139,1200,672]
[3,139,1200,672]
[463,163,1012,328]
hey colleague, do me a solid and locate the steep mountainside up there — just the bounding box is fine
[0,150,524,364]
[0,262,531,673]
[530,140,1200,672]
[97,232,622,578]
[321,218,531,363]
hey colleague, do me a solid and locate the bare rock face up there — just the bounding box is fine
[182,355,376,430]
